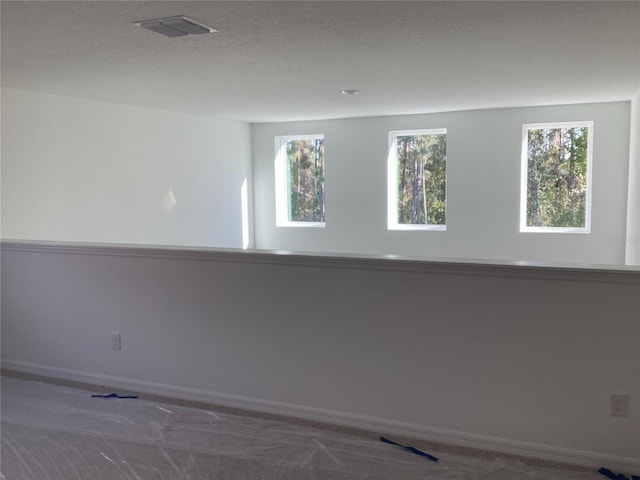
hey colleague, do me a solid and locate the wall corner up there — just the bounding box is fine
[625,89,640,265]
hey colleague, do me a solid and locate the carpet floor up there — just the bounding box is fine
[1,376,604,480]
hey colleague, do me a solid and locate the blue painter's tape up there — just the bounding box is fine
[599,467,640,480]
[91,393,138,399]
[380,436,439,462]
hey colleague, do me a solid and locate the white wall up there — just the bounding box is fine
[626,90,640,265]
[1,243,638,468]
[1,88,253,248]
[252,102,630,265]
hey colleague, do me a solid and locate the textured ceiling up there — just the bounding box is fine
[1,1,639,122]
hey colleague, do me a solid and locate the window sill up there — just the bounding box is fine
[276,222,326,228]
[388,224,446,232]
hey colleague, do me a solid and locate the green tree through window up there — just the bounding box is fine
[524,123,592,230]
[285,137,325,223]
[393,130,447,226]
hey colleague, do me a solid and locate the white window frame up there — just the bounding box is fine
[387,128,447,231]
[520,121,593,234]
[275,134,326,228]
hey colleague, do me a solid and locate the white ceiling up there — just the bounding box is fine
[1,1,639,123]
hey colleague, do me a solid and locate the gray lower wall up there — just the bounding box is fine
[1,242,638,464]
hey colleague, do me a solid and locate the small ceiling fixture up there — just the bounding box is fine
[133,15,217,38]
[341,89,360,96]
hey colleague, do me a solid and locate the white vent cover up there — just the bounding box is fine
[134,16,216,37]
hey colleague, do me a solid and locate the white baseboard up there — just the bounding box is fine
[2,359,638,475]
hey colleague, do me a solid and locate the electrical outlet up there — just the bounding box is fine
[610,394,629,417]
[112,332,121,351]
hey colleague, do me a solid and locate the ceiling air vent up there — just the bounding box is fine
[134,16,216,38]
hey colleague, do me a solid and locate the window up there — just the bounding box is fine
[275,135,325,227]
[520,122,593,233]
[387,129,447,230]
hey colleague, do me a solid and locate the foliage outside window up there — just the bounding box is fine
[388,129,447,230]
[521,122,593,233]
[275,135,325,227]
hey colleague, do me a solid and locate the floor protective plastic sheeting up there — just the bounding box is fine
[1,376,602,480]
